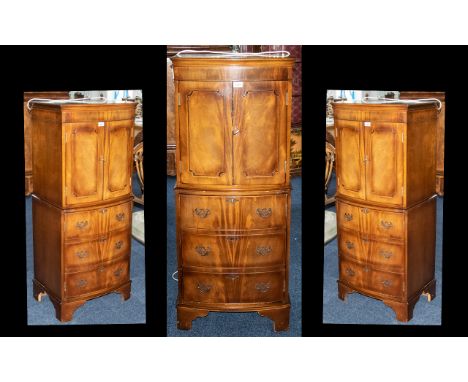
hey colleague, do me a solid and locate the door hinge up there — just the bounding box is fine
[285,91,289,106]
[363,155,368,163]
[63,282,67,293]
[177,93,181,106]
[401,133,404,143]
[337,176,340,186]
[284,160,287,172]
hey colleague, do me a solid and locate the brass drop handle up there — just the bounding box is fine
[256,208,272,218]
[197,283,212,294]
[344,213,353,221]
[381,279,392,288]
[100,208,108,214]
[195,245,211,256]
[226,197,239,204]
[361,208,369,214]
[115,241,123,250]
[77,279,87,288]
[256,246,272,256]
[99,236,107,242]
[114,268,123,277]
[345,241,354,250]
[226,236,240,241]
[225,274,239,281]
[345,267,355,277]
[381,220,393,229]
[76,220,88,229]
[255,282,271,293]
[116,212,125,221]
[76,250,88,259]
[98,265,105,272]
[193,208,210,218]
[380,250,393,259]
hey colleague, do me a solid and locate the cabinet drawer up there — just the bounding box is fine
[64,209,99,240]
[182,271,284,304]
[64,258,129,298]
[181,231,286,268]
[336,200,361,232]
[64,230,130,271]
[179,194,287,230]
[369,209,404,240]
[339,258,403,298]
[338,231,405,272]
[64,201,132,241]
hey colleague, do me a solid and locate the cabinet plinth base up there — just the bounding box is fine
[33,278,132,322]
[337,279,436,323]
[177,303,290,332]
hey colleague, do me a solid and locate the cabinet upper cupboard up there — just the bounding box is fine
[173,57,293,188]
[32,103,135,208]
[333,102,437,208]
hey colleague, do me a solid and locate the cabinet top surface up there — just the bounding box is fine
[332,101,438,111]
[30,101,136,111]
[172,56,295,67]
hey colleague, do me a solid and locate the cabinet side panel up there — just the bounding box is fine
[406,197,436,298]
[31,109,63,206]
[33,198,62,298]
[406,108,437,206]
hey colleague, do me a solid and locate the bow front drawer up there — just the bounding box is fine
[179,194,287,230]
[181,270,285,304]
[64,258,129,298]
[181,230,286,268]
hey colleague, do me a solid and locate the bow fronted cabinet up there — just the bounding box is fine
[30,101,135,322]
[173,56,294,331]
[333,102,438,322]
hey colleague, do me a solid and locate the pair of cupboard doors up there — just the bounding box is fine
[33,108,134,207]
[176,80,290,187]
[335,118,406,206]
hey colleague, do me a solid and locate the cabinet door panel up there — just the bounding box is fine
[177,81,232,185]
[103,120,133,200]
[233,81,288,185]
[365,123,404,206]
[335,120,365,200]
[65,123,104,206]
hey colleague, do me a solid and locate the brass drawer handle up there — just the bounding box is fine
[380,250,393,259]
[381,220,393,229]
[256,246,272,256]
[76,250,88,259]
[197,283,211,294]
[226,197,239,204]
[115,241,123,250]
[381,279,392,288]
[116,212,125,221]
[77,279,87,288]
[193,208,210,218]
[345,241,354,250]
[226,236,240,241]
[344,213,353,221]
[100,208,108,214]
[361,208,369,214]
[75,220,88,229]
[256,208,272,218]
[345,267,355,277]
[225,274,239,281]
[255,282,271,293]
[195,245,210,256]
[114,268,123,277]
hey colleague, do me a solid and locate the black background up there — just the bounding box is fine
[0,46,464,336]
